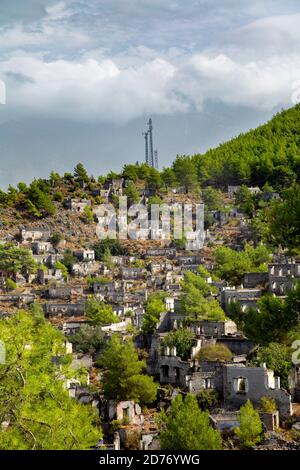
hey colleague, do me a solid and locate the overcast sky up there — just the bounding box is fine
[0,0,299,187]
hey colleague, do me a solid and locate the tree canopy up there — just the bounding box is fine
[230,289,299,345]
[180,269,226,321]
[161,328,196,360]
[214,244,270,286]
[0,243,37,278]
[0,307,101,450]
[235,400,263,449]
[85,297,119,326]
[142,293,165,334]
[159,394,222,450]
[99,335,158,405]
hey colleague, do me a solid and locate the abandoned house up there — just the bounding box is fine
[243,272,269,289]
[20,226,51,242]
[221,287,262,314]
[64,198,92,213]
[268,256,300,296]
[73,249,95,262]
[31,241,54,255]
[44,302,85,318]
[121,267,146,281]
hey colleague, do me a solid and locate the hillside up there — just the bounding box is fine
[192,104,300,189]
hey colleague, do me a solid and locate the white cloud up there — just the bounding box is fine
[228,13,300,55]
[0,1,91,51]
[0,24,46,49]
[1,55,186,122]
[1,50,300,123]
[180,53,300,110]
[1,3,300,123]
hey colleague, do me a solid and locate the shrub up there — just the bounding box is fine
[197,344,232,362]
[196,390,219,410]
[6,278,17,291]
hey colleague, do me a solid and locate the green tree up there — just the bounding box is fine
[5,278,17,291]
[162,328,196,360]
[81,205,94,224]
[235,400,263,449]
[102,247,114,269]
[0,244,37,279]
[214,244,270,286]
[238,295,297,345]
[0,308,101,450]
[122,164,138,182]
[54,261,68,282]
[202,186,223,211]
[26,180,56,217]
[69,325,105,354]
[92,239,124,261]
[161,168,177,189]
[50,171,61,187]
[235,185,257,217]
[49,232,64,248]
[74,163,89,184]
[142,293,165,334]
[85,297,119,326]
[196,390,219,410]
[254,343,292,390]
[260,397,277,413]
[172,156,199,193]
[159,394,222,450]
[61,250,76,274]
[99,335,158,405]
[285,282,300,325]
[180,270,225,321]
[146,167,162,193]
[125,181,140,205]
[265,185,300,250]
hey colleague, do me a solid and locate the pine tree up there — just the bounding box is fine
[99,335,158,405]
[235,400,263,448]
[159,394,222,450]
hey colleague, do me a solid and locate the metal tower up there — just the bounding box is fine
[142,131,149,165]
[148,118,154,168]
[154,150,159,170]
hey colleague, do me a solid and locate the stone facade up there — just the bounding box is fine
[221,287,262,314]
[44,302,85,318]
[121,268,146,281]
[74,250,95,262]
[243,272,268,288]
[20,226,51,242]
[64,198,92,213]
[223,364,292,419]
[108,400,144,426]
[47,286,72,300]
[268,256,300,296]
[31,241,54,255]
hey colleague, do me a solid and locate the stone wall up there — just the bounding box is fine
[223,364,292,420]
[44,302,85,318]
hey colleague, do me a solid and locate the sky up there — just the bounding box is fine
[0,0,300,187]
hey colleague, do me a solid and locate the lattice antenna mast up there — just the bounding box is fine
[148,118,154,167]
[154,150,159,170]
[142,131,149,165]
